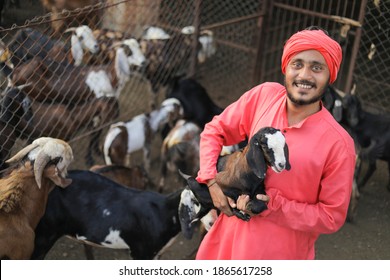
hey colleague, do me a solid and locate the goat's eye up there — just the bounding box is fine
[254,141,259,146]
[79,35,84,40]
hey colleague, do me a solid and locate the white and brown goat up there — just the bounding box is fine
[180,127,291,223]
[0,137,73,259]
[103,98,183,171]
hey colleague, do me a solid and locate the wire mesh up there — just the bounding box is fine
[0,0,388,172]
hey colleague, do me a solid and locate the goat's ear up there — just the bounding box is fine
[284,143,291,171]
[332,99,343,122]
[43,165,72,188]
[246,141,267,179]
[115,47,131,79]
[71,34,83,66]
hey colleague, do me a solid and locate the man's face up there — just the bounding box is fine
[284,49,330,106]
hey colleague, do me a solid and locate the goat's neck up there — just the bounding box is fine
[5,167,52,229]
[148,107,169,132]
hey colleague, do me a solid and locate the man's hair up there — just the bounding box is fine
[304,26,330,36]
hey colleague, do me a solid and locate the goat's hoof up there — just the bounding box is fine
[233,209,250,222]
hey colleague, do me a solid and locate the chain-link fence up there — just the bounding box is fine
[354,0,390,112]
[0,0,388,171]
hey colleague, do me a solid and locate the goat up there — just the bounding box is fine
[103,98,183,171]
[180,127,291,222]
[82,164,155,259]
[31,170,185,260]
[33,96,119,166]
[0,26,99,72]
[180,26,217,64]
[162,77,223,138]
[40,0,101,37]
[342,92,390,192]
[159,119,241,191]
[0,137,73,259]
[90,164,154,190]
[159,120,201,190]
[0,85,119,166]
[90,28,146,68]
[139,26,215,108]
[10,38,136,105]
[0,85,42,170]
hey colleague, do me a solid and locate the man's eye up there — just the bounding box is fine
[292,62,302,68]
[312,65,323,72]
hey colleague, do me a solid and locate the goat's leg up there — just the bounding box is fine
[85,132,101,167]
[143,145,151,172]
[124,153,131,167]
[158,161,167,193]
[358,160,377,189]
[232,209,251,221]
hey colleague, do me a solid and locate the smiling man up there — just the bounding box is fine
[194,27,356,259]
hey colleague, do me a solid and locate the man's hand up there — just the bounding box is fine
[228,194,270,217]
[208,182,234,216]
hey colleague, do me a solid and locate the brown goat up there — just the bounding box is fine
[0,137,73,259]
[90,164,155,190]
[182,127,291,222]
[30,96,119,166]
[40,0,101,37]
[11,41,134,105]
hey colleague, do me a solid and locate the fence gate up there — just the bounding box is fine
[255,0,389,113]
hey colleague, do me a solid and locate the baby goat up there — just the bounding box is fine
[32,170,184,260]
[180,127,291,222]
[0,137,73,259]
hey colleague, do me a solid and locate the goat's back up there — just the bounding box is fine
[33,170,180,259]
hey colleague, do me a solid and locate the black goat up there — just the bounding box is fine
[32,170,184,260]
[0,86,42,169]
[180,127,290,223]
[161,77,223,139]
[342,93,390,192]
[166,78,223,128]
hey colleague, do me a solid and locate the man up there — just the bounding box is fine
[195,27,356,259]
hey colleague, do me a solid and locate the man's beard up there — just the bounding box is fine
[285,78,329,106]
[286,90,324,105]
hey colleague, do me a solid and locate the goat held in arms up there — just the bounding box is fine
[180,127,291,222]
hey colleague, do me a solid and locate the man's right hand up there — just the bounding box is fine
[208,182,234,216]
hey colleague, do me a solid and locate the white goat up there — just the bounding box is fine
[0,137,73,259]
[103,98,183,170]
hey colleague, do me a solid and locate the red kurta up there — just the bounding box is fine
[196,82,356,260]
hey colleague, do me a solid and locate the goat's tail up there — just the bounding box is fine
[103,122,126,165]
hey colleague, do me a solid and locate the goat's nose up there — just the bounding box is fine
[279,163,285,169]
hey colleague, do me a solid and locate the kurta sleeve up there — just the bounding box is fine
[196,85,264,183]
[264,149,355,234]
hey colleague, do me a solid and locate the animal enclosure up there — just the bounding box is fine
[0,0,389,171]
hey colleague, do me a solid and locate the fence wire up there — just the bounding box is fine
[0,0,388,171]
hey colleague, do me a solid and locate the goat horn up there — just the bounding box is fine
[5,142,39,165]
[110,41,123,49]
[178,169,191,180]
[64,27,77,33]
[334,88,346,98]
[15,82,32,90]
[33,149,53,189]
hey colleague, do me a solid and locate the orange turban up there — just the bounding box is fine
[281,29,342,84]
